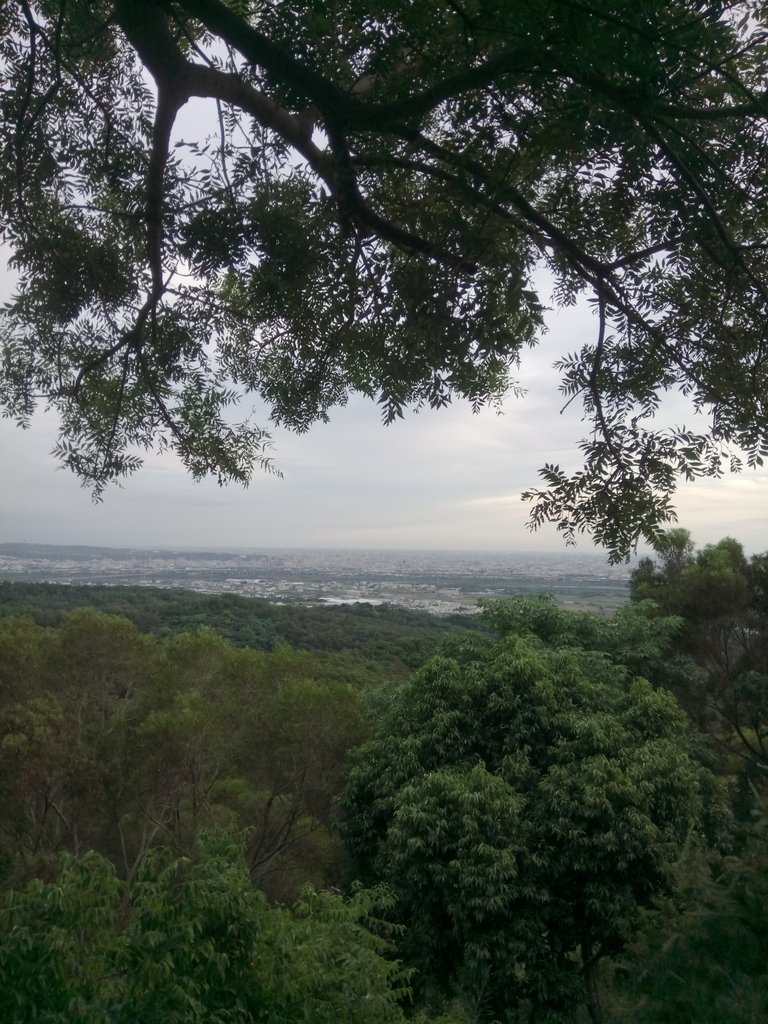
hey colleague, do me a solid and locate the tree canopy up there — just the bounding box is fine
[342,624,711,1021]
[2,583,767,1021]
[2,1,767,557]
[631,529,768,772]
[0,832,411,1024]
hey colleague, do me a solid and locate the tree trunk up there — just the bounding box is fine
[582,943,604,1024]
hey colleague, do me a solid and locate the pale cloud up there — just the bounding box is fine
[0,393,574,551]
[461,494,530,509]
[673,475,768,553]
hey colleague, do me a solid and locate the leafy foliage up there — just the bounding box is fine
[342,627,711,1020]
[630,530,768,773]
[478,592,684,684]
[0,832,410,1023]
[2,2,768,554]
[611,811,768,1024]
[0,581,483,680]
[3,574,768,1021]
[0,610,368,897]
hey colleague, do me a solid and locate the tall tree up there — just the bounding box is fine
[2,2,768,556]
[631,531,768,772]
[342,631,711,1022]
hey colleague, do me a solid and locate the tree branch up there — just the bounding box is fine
[179,0,547,129]
[589,282,621,460]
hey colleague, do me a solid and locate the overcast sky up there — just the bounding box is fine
[1,239,765,557]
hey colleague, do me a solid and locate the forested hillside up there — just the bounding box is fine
[0,582,484,680]
[1,533,767,1022]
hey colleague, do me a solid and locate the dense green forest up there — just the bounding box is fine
[1,533,767,1022]
[0,582,485,683]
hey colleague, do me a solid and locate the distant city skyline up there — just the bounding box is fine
[0,543,631,617]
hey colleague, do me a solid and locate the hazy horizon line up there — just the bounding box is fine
[0,539,622,558]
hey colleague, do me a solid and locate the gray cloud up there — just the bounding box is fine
[1,250,765,554]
